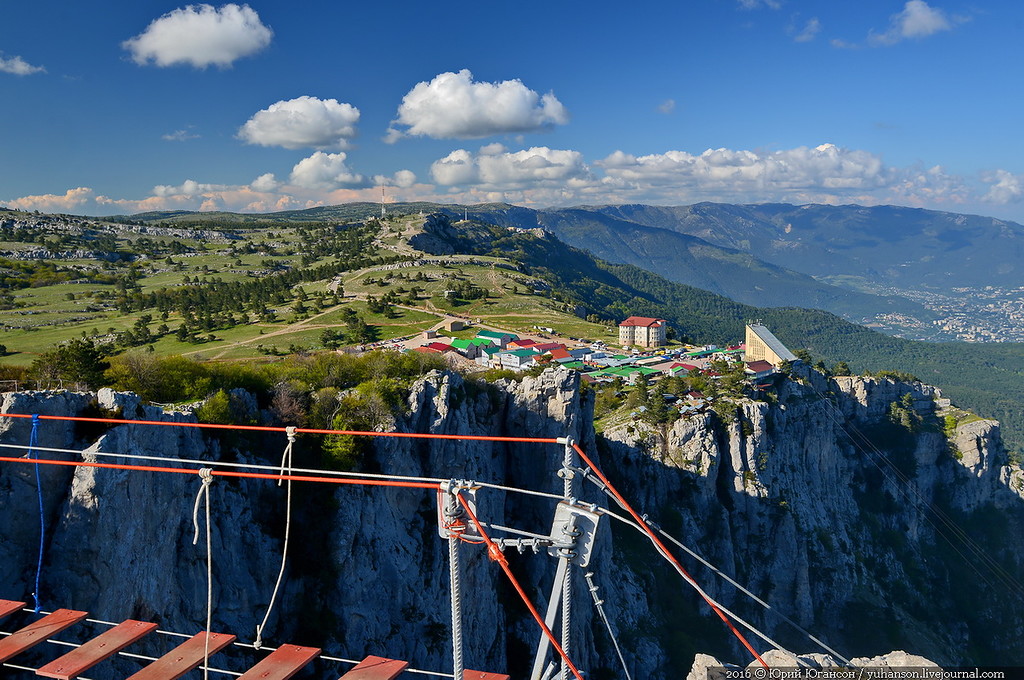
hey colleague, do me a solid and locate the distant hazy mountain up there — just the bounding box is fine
[589,203,1024,293]
[123,202,1024,295]
[445,204,938,331]
[122,200,1024,338]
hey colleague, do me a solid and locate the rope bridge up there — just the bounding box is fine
[0,408,823,678]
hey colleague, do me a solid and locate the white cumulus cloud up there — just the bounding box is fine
[431,146,590,189]
[982,170,1024,205]
[430,149,479,186]
[289,152,364,189]
[387,69,569,142]
[869,1,952,46]
[238,96,360,150]
[599,144,889,195]
[250,173,280,192]
[5,187,93,212]
[153,179,227,197]
[123,3,272,69]
[373,170,417,189]
[0,54,45,76]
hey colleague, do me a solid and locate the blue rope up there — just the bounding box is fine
[29,414,43,614]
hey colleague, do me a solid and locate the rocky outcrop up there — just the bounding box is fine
[687,649,939,680]
[600,373,1024,670]
[0,369,1022,679]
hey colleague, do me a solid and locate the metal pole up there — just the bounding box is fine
[530,555,569,680]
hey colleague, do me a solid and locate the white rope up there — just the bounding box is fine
[192,467,214,680]
[255,427,297,650]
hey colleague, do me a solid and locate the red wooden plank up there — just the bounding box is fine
[338,655,409,680]
[237,645,321,680]
[0,600,27,620]
[125,631,236,680]
[36,619,158,680]
[0,609,87,663]
[463,672,510,680]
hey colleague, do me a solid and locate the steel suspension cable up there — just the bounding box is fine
[595,503,844,665]
[0,444,573,506]
[807,382,1024,599]
[0,412,560,443]
[583,571,633,680]
[577,471,852,664]
[570,443,770,670]
[0,455,440,489]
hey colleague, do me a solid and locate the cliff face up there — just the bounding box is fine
[1,368,1022,679]
[599,369,1024,668]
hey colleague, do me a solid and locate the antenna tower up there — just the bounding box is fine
[381,185,386,220]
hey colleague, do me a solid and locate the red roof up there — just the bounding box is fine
[745,360,775,373]
[548,348,571,360]
[533,342,564,352]
[510,339,538,348]
[425,342,455,352]
[619,316,666,328]
[671,363,699,371]
[413,346,441,354]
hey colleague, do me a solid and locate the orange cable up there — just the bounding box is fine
[456,493,586,680]
[571,443,770,670]
[0,455,438,489]
[0,413,558,443]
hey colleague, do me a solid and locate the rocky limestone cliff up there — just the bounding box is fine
[1,367,1022,678]
[599,368,1024,669]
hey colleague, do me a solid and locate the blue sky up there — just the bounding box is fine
[2,0,1023,220]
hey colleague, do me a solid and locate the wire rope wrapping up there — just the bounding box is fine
[559,556,572,680]
[28,414,44,614]
[558,437,575,680]
[192,467,215,680]
[449,525,464,678]
[583,571,632,680]
[255,426,297,650]
[442,486,466,680]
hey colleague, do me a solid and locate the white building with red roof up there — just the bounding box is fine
[618,316,668,348]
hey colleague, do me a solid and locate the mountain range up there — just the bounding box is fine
[129,201,1024,342]
[109,201,1024,452]
[443,202,1024,340]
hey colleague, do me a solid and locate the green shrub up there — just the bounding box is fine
[195,389,233,424]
